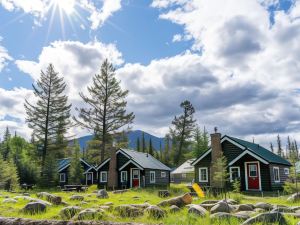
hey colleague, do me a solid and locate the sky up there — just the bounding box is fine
[0,0,300,149]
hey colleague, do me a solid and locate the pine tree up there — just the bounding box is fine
[295,140,299,160]
[277,134,283,157]
[1,126,11,160]
[136,137,140,152]
[170,100,196,165]
[193,125,209,158]
[142,132,146,153]
[287,136,292,159]
[212,155,229,198]
[74,59,134,162]
[69,141,84,184]
[270,142,274,153]
[0,156,19,191]
[149,138,154,155]
[163,134,171,165]
[24,64,71,183]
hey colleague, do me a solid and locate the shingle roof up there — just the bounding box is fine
[58,158,71,172]
[227,136,292,166]
[171,159,195,174]
[120,149,171,171]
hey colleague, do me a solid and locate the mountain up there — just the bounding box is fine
[77,130,165,151]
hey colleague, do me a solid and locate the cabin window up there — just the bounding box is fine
[199,167,208,182]
[150,171,156,183]
[161,171,166,178]
[59,173,66,182]
[121,171,127,182]
[249,165,257,177]
[87,173,93,180]
[100,171,108,182]
[273,167,280,183]
[284,168,289,175]
[229,167,240,182]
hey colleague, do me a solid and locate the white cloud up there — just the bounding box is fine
[0,38,13,72]
[0,0,122,29]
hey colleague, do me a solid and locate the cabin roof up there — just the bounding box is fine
[57,158,94,172]
[171,159,195,174]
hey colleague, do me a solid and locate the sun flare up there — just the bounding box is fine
[52,0,75,14]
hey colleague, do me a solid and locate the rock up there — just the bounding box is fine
[130,203,151,209]
[242,212,287,225]
[60,206,81,219]
[200,200,219,204]
[254,202,273,211]
[272,207,295,213]
[292,206,300,211]
[2,198,17,204]
[210,212,248,221]
[36,192,61,205]
[77,208,103,220]
[104,202,114,206]
[97,189,109,199]
[234,211,255,219]
[23,193,30,196]
[23,202,47,214]
[220,199,238,205]
[145,205,166,219]
[255,208,265,213]
[188,205,208,217]
[70,195,84,201]
[288,193,300,202]
[170,205,180,213]
[210,202,234,214]
[199,203,217,210]
[99,205,111,211]
[237,204,254,212]
[158,193,192,208]
[115,205,143,217]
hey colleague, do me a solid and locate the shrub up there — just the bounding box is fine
[283,181,299,194]
[232,179,241,193]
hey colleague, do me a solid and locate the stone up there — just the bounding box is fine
[242,212,287,225]
[77,208,103,220]
[272,207,295,213]
[210,212,249,221]
[157,193,193,208]
[60,206,81,219]
[115,205,143,217]
[200,200,219,204]
[2,198,17,204]
[97,189,109,199]
[188,205,207,217]
[145,205,166,219]
[130,203,151,209]
[170,205,180,213]
[199,203,217,210]
[254,202,273,211]
[104,202,114,206]
[234,211,255,219]
[236,204,254,212]
[288,193,300,202]
[220,199,238,205]
[23,202,47,214]
[70,195,84,201]
[36,192,61,205]
[210,202,234,214]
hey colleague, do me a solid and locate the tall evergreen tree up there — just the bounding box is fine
[193,125,209,158]
[24,64,71,184]
[74,59,134,162]
[142,132,146,153]
[277,134,283,157]
[270,142,274,153]
[69,141,84,184]
[287,136,292,159]
[149,138,154,155]
[136,137,140,152]
[163,134,171,165]
[1,126,11,160]
[170,100,196,165]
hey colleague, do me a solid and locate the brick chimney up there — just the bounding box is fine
[107,142,118,190]
[210,130,223,188]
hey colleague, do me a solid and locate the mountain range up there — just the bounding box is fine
[77,130,165,151]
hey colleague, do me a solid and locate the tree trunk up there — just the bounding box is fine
[107,147,118,190]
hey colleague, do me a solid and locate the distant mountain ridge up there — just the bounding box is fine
[77,130,165,151]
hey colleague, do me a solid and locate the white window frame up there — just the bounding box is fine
[150,171,156,183]
[199,167,208,182]
[161,171,166,178]
[273,167,280,183]
[100,171,108,182]
[284,168,289,175]
[121,171,128,182]
[249,164,258,177]
[59,173,66,182]
[229,166,240,182]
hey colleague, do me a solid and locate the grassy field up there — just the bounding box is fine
[0,184,299,225]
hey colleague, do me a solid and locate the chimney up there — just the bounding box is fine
[210,130,223,188]
[107,145,118,190]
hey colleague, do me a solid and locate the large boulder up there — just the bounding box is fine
[145,205,166,219]
[2,198,17,204]
[36,192,61,205]
[23,202,47,214]
[211,212,249,221]
[115,204,143,217]
[254,202,273,211]
[188,205,208,217]
[288,193,300,202]
[237,204,254,212]
[158,193,192,208]
[242,212,287,225]
[77,208,103,220]
[60,206,81,219]
[97,189,109,199]
[210,201,234,214]
[70,195,84,201]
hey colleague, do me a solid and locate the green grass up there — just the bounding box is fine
[0,186,299,225]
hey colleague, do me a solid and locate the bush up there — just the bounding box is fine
[232,179,241,193]
[284,181,299,194]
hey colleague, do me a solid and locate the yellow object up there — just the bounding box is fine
[192,183,205,198]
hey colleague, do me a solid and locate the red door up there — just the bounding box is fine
[247,163,260,190]
[132,169,140,187]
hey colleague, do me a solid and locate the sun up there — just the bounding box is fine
[52,0,76,14]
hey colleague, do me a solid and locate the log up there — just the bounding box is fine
[157,193,192,208]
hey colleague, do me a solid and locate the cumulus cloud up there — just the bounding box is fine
[0,38,13,72]
[0,0,122,29]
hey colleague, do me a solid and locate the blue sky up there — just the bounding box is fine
[0,0,300,149]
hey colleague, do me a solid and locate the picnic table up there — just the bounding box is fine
[63,185,88,192]
[21,183,34,190]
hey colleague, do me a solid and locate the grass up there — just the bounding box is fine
[0,185,299,225]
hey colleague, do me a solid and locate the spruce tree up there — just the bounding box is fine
[193,125,209,157]
[142,132,146,153]
[69,141,84,184]
[170,100,196,165]
[24,64,71,185]
[163,134,171,165]
[149,138,154,155]
[270,142,274,153]
[136,137,140,152]
[277,134,283,157]
[1,126,11,160]
[74,59,134,162]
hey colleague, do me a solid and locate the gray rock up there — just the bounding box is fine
[70,195,84,201]
[188,205,207,217]
[237,204,254,212]
[234,211,254,219]
[200,200,219,204]
[254,202,273,211]
[36,192,61,205]
[199,203,217,210]
[170,205,180,213]
[115,205,143,217]
[23,202,47,214]
[145,205,166,219]
[210,202,234,214]
[104,202,114,206]
[287,193,300,202]
[97,189,109,199]
[130,203,151,209]
[211,212,248,221]
[242,212,287,225]
[220,199,238,205]
[2,198,17,204]
[272,206,295,213]
[60,206,81,219]
[77,208,103,220]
